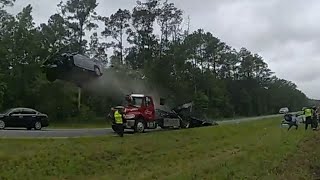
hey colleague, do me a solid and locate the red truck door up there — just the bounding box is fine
[145,96,155,121]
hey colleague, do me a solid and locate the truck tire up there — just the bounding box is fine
[134,119,145,133]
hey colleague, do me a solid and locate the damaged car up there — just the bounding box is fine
[42,52,104,83]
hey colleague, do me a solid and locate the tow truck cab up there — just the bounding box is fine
[123,94,158,130]
[110,94,182,133]
[110,94,157,133]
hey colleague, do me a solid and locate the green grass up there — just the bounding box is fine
[0,117,318,180]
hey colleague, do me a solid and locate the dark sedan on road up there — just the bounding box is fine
[0,108,49,130]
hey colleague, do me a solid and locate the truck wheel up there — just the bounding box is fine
[134,119,145,133]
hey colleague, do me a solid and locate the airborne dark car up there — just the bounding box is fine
[0,108,49,130]
[42,53,104,84]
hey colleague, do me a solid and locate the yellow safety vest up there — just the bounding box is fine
[114,110,123,124]
[304,108,312,117]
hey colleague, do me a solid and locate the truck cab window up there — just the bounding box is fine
[146,97,151,106]
[131,97,143,107]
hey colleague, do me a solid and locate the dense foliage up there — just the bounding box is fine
[0,0,309,122]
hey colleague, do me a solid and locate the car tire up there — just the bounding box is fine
[134,119,145,133]
[34,121,42,130]
[46,70,57,82]
[0,120,5,130]
[94,66,102,76]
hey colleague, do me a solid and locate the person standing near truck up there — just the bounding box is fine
[304,107,313,131]
[113,108,124,137]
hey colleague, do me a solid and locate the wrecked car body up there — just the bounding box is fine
[156,102,218,129]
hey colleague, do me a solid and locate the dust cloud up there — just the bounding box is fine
[82,69,172,110]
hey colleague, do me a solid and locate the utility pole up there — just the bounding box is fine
[78,87,81,111]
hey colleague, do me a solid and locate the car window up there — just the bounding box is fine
[10,109,21,115]
[21,109,37,115]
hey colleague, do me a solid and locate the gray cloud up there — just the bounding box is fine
[7,0,320,98]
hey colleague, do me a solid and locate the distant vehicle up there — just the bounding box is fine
[43,53,104,82]
[0,108,49,130]
[279,107,289,114]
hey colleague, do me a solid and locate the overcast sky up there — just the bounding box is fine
[7,0,320,99]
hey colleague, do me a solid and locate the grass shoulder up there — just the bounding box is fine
[0,117,317,179]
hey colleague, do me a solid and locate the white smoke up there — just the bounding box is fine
[81,68,172,110]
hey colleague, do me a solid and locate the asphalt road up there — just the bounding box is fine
[0,114,282,138]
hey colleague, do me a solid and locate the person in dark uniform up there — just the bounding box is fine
[288,114,298,131]
[312,106,318,131]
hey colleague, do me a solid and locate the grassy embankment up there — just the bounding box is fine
[0,117,319,179]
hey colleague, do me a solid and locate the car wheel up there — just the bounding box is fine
[134,119,145,133]
[0,120,5,130]
[34,121,42,130]
[94,66,102,76]
[46,70,57,82]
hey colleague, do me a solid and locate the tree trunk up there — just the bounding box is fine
[78,87,81,111]
[79,22,84,53]
[120,30,123,64]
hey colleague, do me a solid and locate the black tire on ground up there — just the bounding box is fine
[134,119,145,133]
[0,120,5,130]
[34,121,42,130]
[46,71,57,82]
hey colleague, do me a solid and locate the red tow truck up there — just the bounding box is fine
[110,94,216,133]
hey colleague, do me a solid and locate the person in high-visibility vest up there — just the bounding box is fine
[304,107,313,130]
[113,109,124,137]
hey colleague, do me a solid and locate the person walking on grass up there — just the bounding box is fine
[288,114,298,131]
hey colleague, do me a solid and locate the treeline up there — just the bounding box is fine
[0,0,309,122]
